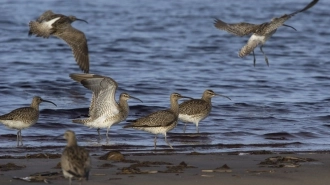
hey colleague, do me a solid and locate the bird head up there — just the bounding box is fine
[68,16,88,24]
[33,96,57,106]
[204,89,231,100]
[120,93,143,103]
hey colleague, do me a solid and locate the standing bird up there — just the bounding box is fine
[179,90,231,133]
[28,10,89,73]
[61,130,91,185]
[70,73,142,144]
[0,96,57,147]
[124,93,192,150]
[214,0,318,66]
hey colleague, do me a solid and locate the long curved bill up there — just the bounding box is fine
[215,94,231,100]
[129,95,143,103]
[283,24,297,31]
[179,95,194,100]
[41,99,57,107]
[76,18,88,24]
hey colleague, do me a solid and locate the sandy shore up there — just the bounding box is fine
[0,151,329,185]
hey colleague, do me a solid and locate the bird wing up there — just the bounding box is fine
[70,73,106,82]
[78,76,119,118]
[179,100,209,115]
[28,20,55,38]
[61,146,91,178]
[36,10,55,22]
[0,107,38,121]
[214,19,259,36]
[55,24,89,73]
[70,73,106,117]
[128,110,177,127]
[258,0,318,35]
[238,34,262,58]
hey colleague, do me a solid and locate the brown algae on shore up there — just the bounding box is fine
[0,163,26,171]
[259,156,317,168]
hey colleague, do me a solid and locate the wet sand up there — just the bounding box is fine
[0,151,329,185]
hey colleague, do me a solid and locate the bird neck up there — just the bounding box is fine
[30,102,40,111]
[201,96,212,103]
[118,99,129,116]
[170,99,179,116]
[67,138,78,147]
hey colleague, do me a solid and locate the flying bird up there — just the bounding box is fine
[214,0,318,66]
[29,10,89,73]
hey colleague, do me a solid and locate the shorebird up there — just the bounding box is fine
[124,93,192,150]
[179,90,231,133]
[61,130,91,185]
[70,73,142,144]
[0,96,57,147]
[214,0,318,66]
[28,10,89,73]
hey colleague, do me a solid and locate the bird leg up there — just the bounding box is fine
[253,50,256,67]
[196,124,199,134]
[19,130,23,146]
[106,127,110,144]
[260,46,269,66]
[16,130,20,147]
[183,123,187,133]
[97,128,101,143]
[164,133,173,149]
[69,177,72,185]
[154,135,157,150]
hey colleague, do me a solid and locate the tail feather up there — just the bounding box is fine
[72,118,88,124]
[28,21,52,38]
[239,37,260,58]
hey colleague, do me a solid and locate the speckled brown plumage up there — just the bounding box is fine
[61,130,91,185]
[179,90,231,133]
[124,93,192,149]
[70,73,142,144]
[214,0,318,66]
[28,10,89,73]
[0,96,56,146]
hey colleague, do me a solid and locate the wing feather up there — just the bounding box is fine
[214,19,259,36]
[70,74,119,118]
[36,10,55,22]
[239,35,262,58]
[127,110,176,127]
[56,25,89,73]
[258,0,318,35]
[179,100,209,115]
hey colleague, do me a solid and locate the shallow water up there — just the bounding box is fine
[0,0,330,154]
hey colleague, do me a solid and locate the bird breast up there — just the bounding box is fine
[0,120,36,130]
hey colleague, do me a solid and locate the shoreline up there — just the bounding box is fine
[0,150,329,185]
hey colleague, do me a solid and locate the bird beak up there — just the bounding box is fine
[283,24,297,31]
[214,94,231,100]
[41,99,57,107]
[129,96,143,103]
[76,18,88,24]
[180,96,194,100]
